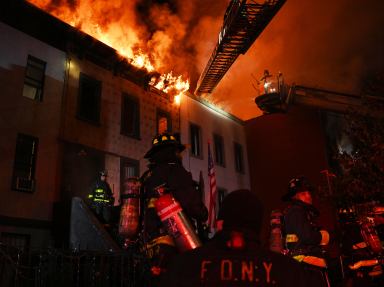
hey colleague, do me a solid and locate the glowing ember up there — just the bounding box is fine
[27,0,189,98]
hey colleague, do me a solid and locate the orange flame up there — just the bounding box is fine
[27,0,189,98]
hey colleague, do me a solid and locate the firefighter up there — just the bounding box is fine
[282,176,331,287]
[141,133,208,285]
[159,189,314,287]
[339,204,383,287]
[88,170,114,224]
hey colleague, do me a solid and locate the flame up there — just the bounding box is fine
[27,0,189,98]
[153,72,190,103]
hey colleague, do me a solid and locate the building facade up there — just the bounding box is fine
[180,94,250,213]
[0,0,250,249]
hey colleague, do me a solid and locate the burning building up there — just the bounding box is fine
[0,0,250,252]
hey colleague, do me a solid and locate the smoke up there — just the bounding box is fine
[28,0,384,120]
[213,0,384,119]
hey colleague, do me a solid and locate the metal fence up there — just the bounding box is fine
[0,244,151,287]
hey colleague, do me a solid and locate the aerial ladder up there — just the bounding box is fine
[195,0,286,96]
[254,71,384,117]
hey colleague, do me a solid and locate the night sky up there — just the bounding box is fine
[28,0,384,120]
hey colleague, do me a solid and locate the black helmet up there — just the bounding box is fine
[282,176,313,202]
[144,133,185,159]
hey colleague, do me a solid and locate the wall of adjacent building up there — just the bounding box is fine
[0,22,66,247]
[245,106,335,241]
[180,93,251,208]
[0,22,65,221]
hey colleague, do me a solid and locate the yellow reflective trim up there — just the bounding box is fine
[286,234,299,243]
[88,194,93,198]
[294,255,327,268]
[146,235,175,249]
[147,198,157,208]
[93,198,109,202]
[349,259,379,270]
[95,189,104,193]
[302,256,327,268]
[352,241,367,250]
[162,135,168,141]
[293,255,305,262]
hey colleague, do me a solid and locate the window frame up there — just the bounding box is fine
[121,93,140,139]
[12,133,39,193]
[120,157,140,205]
[156,108,172,134]
[189,123,202,158]
[22,55,46,101]
[76,73,102,125]
[234,141,245,173]
[213,133,225,167]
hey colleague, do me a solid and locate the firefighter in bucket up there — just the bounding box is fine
[141,133,208,285]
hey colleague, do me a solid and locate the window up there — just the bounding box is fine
[234,142,244,173]
[121,93,140,138]
[77,73,101,124]
[190,123,202,157]
[120,157,140,204]
[120,158,140,180]
[213,134,225,167]
[157,109,171,134]
[22,55,46,101]
[12,134,38,192]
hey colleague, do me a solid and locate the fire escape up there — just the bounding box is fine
[195,0,286,96]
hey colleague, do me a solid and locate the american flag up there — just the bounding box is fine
[207,142,217,232]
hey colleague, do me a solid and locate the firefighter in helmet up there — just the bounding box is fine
[141,133,208,285]
[159,189,314,287]
[339,204,383,286]
[88,170,114,224]
[282,176,331,287]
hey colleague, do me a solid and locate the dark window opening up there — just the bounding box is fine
[121,93,140,138]
[77,73,101,124]
[157,109,171,134]
[12,133,38,193]
[213,134,225,167]
[190,123,201,157]
[23,55,46,101]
